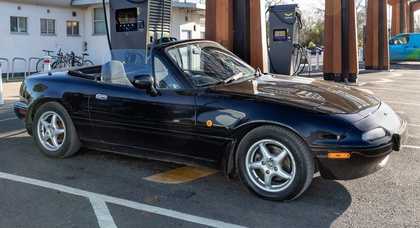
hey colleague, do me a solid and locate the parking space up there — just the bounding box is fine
[1,67,420,227]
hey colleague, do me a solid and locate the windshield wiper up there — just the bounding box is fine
[222,72,243,85]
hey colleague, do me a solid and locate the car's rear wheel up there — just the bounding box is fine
[32,102,81,158]
[236,125,314,201]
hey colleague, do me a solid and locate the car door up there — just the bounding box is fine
[389,35,412,61]
[89,56,196,157]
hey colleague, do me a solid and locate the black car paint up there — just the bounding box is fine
[15,40,407,181]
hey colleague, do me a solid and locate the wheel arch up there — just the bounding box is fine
[223,121,312,178]
[26,98,62,135]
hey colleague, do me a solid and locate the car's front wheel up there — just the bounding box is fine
[236,125,314,201]
[32,101,81,158]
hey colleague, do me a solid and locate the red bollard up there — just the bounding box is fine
[43,56,52,71]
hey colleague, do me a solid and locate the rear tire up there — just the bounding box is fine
[236,125,314,201]
[32,102,81,158]
[36,59,43,72]
[84,60,94,66]
[36,59,55,72]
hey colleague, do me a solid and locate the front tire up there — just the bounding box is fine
[84,60,94,66]
[236,125,314,201]
[32,102,81,158]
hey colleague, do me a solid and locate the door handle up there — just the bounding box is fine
[95,94,108,100]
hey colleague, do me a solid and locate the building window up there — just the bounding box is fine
[67,21,79,36]
[94,8,106,34]
[10,16,27,33]
[41,19,55,35]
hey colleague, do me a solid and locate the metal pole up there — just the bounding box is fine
[0,61,4,106]
[307,50,312,72]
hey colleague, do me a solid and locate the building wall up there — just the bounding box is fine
[0,1,205,74]
[80,4,109,66]
[171,8,205,40]
[0,2,86,73]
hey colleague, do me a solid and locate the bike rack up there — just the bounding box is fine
[0,58,10,81]
[28,57,42,76]
[10,57,27,82]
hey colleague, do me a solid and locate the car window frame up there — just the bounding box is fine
[151,51,193,91]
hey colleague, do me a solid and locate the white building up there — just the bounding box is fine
[0,0,206,75]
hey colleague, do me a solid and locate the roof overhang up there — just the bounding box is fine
[12,0,73,7]
[172,2,205,10]
[71,0,108,6]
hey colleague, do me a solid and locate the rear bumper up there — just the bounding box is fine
[315,120,408,180]
[14,101,28,122]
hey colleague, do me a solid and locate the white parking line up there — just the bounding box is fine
[90,197,117,228]
[384,101,420,106]
[0,117,17,123]
[408,124,420,128]
[363,87,420,93]
[403,145,420,150]
[0,171,246,228]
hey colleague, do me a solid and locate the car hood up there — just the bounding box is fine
[211,74,380,115]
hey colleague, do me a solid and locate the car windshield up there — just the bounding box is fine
[166,42,256,87]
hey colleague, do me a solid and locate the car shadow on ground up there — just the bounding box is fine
[0,134,352,227]
[76,147,353,227]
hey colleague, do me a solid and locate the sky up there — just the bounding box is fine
[277,0,324,11]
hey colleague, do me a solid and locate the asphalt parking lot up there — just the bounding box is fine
[1,64,420,227]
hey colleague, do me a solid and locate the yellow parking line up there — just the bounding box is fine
[143,166,218,184]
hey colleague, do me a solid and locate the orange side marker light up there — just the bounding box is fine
[328,152,351,159]
[206,120,213,127]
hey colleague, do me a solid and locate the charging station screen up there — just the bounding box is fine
[116,8,138,32]
[273,29,287,41]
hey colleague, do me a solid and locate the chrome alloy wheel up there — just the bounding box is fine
[36,111,66,151]
[245,139,296,193]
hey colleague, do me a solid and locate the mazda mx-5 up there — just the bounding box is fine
[14,40,407,201]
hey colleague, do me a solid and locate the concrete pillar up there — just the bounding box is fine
[365,0,389,70]
[409,1,420,33]
[249,0,268,73]
[205,0,267,72]
[323,0,358,82]
[205,0,234,51]
[390,0,410,36]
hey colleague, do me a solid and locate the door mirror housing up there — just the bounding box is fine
[133,74,153,89]
[132,74,159,96]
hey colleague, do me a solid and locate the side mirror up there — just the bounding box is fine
[132,74,159,96]
[133,74,153,89]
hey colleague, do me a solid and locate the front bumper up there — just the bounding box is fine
[315,117,408,180]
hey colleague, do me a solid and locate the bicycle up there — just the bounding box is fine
[52,49,72,69]
[36,49,58,72]
[74,53,94,66]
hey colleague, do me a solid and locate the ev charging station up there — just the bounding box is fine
[108,0,172,50]
[268,4,302,76]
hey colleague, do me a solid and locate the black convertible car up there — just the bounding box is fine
[14,40,407,201]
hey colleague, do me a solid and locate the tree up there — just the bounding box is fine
[299,0,365,47]
[299,8,324,47]
[265,0,288,7]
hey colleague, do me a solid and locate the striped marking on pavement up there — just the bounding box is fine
[362,87,420,93]
[0,117,17,123]
[385,101,420,106]
[403,145,420,150]
[143,166,218,184]
[0,171,245,228]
